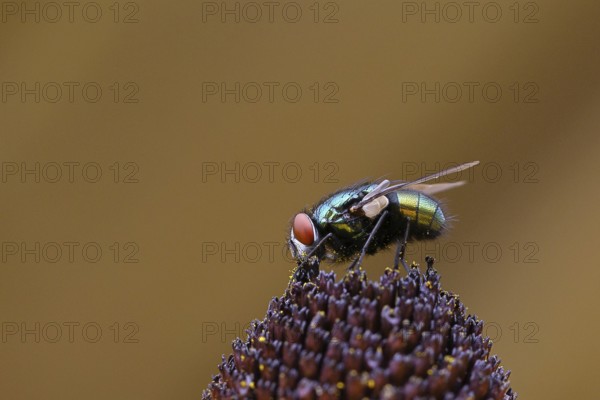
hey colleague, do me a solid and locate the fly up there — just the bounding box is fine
[288,161,479,283]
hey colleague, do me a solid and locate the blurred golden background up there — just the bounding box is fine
[0,1,598,398]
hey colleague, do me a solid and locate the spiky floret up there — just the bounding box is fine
[203,260,516,399]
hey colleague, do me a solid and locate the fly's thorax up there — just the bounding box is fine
[312,184,376,241]
[313,204,369,241]
[394,190,446,237]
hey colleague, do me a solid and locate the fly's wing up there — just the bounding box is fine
[351,161,479,213]
[404,181,466,195]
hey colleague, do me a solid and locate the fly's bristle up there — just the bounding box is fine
[442,213,458,233]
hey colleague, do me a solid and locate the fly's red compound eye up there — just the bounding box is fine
[293,213,315,246]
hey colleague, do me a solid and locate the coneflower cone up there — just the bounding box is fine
[203,259,516,399]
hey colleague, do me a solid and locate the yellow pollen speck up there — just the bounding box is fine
[249,381,255,389]
[368,379,375,389]
[426,281,433,289]
[240,355,245,361]
[444,355,455,363]
[258,336,266,343]
[259,364,264,371]
[336,382,345,390]
[241,381,247,387]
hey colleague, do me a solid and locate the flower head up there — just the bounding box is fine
[204,260,516,399]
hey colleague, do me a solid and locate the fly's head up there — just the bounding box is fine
[288,212,324,269]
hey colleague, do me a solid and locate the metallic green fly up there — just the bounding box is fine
[288,161,479,282]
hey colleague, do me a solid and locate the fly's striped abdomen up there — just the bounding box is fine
[394,190,446,238]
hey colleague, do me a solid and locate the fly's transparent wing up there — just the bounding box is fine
[352,161,479,211]
[404,181,466,195]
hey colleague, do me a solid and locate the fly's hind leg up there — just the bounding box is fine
[347,210,389,272]
[394,216,411,273]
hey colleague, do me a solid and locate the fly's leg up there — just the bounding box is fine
[288,264,311,290]
[291,263,316,284]
[348,210,389,271]
[289,233,333,287]
[394,216,411,273]
[299,232,333,270]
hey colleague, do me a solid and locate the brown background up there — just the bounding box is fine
[0,1,599,399]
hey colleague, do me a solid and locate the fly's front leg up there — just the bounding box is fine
[348,210,389,271]
[289,233,332,287]
[288,261,316,289]
[394,216,411,273]
[290,264,309,285]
